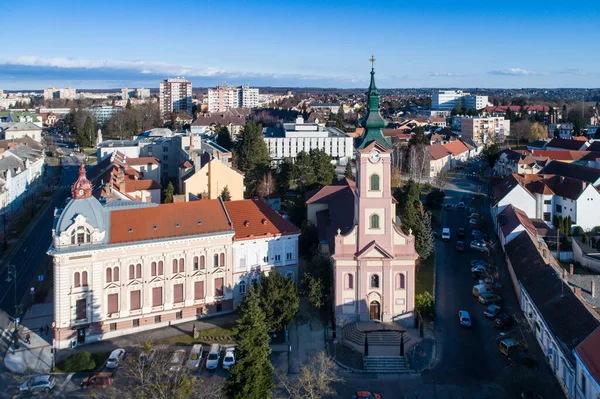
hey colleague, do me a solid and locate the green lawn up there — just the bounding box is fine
[156,324,236,346]
[416,254,435,296]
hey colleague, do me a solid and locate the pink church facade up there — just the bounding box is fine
[306,65,418,326]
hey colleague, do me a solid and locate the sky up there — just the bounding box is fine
[1,0,598,90]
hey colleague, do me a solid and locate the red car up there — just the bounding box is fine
[353,392,382,399]
[80,372,113,388]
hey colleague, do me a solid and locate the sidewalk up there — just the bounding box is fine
[288,297,325,374]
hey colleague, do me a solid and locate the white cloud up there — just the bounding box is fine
[488,68,549,76]
[429,72,468,77]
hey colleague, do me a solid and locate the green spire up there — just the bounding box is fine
[357,58,392,150]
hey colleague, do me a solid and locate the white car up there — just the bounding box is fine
[169,349,187,372]
[222,347,236,370]
[106,348,126,369]
[441,228,451,241]
[206,344,221,370]
[20,375,56,394]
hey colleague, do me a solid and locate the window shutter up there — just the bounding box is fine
[130,290,141,310]
[215,278,224,297]
[174,284,184,303]
[107,293,118,314]
[195,281,205,299]
[152,287,163,307]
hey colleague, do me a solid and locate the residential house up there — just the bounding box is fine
[539,161,600,187]
[125,157,162,183]
[572,239,600,274]
[546,138,589,152]
[427,143,451,178]
[190,109,246,138]
[574,327,600,399]
[0,122,43,142]
[443,140,470,165]
[496,204,538,248]
[180,157,244,201]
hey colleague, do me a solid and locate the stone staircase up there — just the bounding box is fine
[363,356,409,373]
[343,322,411,347]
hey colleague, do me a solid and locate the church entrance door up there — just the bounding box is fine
[369,301,380,321]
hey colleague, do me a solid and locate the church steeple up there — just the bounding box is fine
[71,164,93,199]
[357,56,392,150]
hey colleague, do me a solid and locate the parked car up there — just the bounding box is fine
[20,375,56,394]
[206,344,221,370]
[187,344,204,371]
[494,313,515,330]
[470,239,488,252]
[471,230,489,240]
[80,372,113,388]
[471,264,487,274]
[458,310,472,327]
[469,207,478,214]
[499,338,521,356]
[457,228,466,237]
[222,347,236,370]
[169,349,187,372]
[455,240,465,252]
[442,228,451,241]
[468,218,478,226]
[467,213,479,220]
[484,304,501,319]
[472,284,493,297]
[353,391,382,399]
[139,349,156,367]
[106,349,126,369]
[445,203,453,211]
[471,259,488,268]
[478,292,502,305]
[479,278,502,289]
[457,202,465,209]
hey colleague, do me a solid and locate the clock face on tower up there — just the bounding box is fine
[78,189,84,197]
[369,150,380,163]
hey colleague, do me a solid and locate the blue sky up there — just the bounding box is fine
[1,0,598,90]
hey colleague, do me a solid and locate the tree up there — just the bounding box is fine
[303,253,332,303]
[567,109,586,135]
[409,126,429,146]
[334,106,345,131]
[163,181,175,203]
[400,200,417,232]
[512,119,531,145]
[216,125,233,150]
[302,273,325,309]
[236,121,270,196]
[433,169,451,191]
[528,122,548,142]
[220,186,232,201]
[299,223,319,259]
[292,151,316,190]
[82,115,95,147]
[413,203,434,260]
[226,286,274,399]
[126,99,132,109]
[484,144,500,168]
[415,291,434,319]
[277,352,343,399]
[344,162,354,180]
[275,160,293,195]
[310,148,336,187]
[391,167,402,188]
[256,271,299,333]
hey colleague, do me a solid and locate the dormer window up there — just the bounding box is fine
[71,226,91,244]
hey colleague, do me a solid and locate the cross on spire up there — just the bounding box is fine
[369,55,376,69]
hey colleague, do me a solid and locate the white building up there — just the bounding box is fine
[44,87,77,101]
[87,106,124,124]
[461,116,510,145]
[574,327,600,399]
[263,116,353,164]
[159,78,192,119]
[208,85,259,112]
[136,88,150,99]
[0,122,43,142]
[431,90,489,111]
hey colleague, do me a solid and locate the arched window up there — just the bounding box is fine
[151,261,157,276]
[370,174,380,191]
[179,258,185,273]
[220,253,225,267]
[396,273,406,290]
[370,274,380,289]
[157,261,163,275]
[106,268,112,283]
[114,267,120,282]
[129,265,135,280]
[213,254,219,267]
[82,271,88,286]
[200,256,205,270]
[71,226,92,244]
[74,272,80,287]
[346,274,354,289]
[193,256,199,270]
[172,259,178,274]
[136,264,142,279]
[371,214,380,229]
[239,280,246,294]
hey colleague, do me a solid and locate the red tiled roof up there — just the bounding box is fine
[125,177,162,192]
[306,178,356,204]
[427,143,450,160]
[484,105,550,113]
[576,327,600,384]
[109,199,232,244]
[225,198,300,240]
[443,140,469,156]
[126,156,160,166]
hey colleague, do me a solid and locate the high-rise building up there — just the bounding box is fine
[121,88,130,100]
[207,85,259,112]
[159,78,192,119]
[136,88,150,99]
[460,116,510,145]
[431,90,488,111]
[44,87,77,101]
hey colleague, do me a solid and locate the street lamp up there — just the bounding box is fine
[7,265,19,349]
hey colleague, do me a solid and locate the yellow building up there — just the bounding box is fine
[181,158,244,201]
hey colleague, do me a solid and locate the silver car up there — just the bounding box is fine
[20,375,56,394]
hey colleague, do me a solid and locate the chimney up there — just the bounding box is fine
[592,280,596,298]
[570,264,574,275]
[575,287,582,298]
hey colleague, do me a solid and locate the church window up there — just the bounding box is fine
[71,226,91,244]
[370,174,380,191]
[179,258,185,273]
[82,271,88,286]
[157,261,163,275]
[129,264,135,280]
[151,262,157,276]
[396,273,405,290]
[214,254,219,267]
[371,214,380,229]
[114,267,119,281]
[370,274,380,289]
[346,274,354,289]
[136,264,142,279]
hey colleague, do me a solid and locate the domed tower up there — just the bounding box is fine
[71,164,93,200]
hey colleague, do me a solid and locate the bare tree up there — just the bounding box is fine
[276,352,343,399]
[433,169,452,191]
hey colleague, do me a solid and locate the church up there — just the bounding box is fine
[306,63,418,325]
[49,164,299,349]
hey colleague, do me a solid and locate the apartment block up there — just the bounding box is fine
[207,85,259,112]
[460,116,510,145]
[159,78,192,119]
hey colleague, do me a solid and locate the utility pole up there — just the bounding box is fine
[7,265,19,349]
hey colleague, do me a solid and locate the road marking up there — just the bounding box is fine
[57,373,74,393]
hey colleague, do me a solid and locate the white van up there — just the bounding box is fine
[472,284,493,297]
[187,344,203,371]
[442,228,451,241]
[205,344,221,370]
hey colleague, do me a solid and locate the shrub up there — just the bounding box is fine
[582,235,589,245]
[416,291,434,319]
[56,352,95,372]
[573,226,584,237]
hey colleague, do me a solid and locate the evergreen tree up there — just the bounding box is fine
[215,125,233,150]
[220,186,232,201]
[409,126,429,146]
[81,115,95,147]
[163,181,175,203]
[582,234,589,245]
[292,151,316,189]
[256,271,299,333]
[567,216,573,235]
[413,203,434,259]
[275,160,293,195]
[226,286,274,399]
[236,121,270,196]
[400,201,417,233]
[334,106,345,130]
[126,99,132,109]
[309,148,336,187]
[344,161,354,180]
